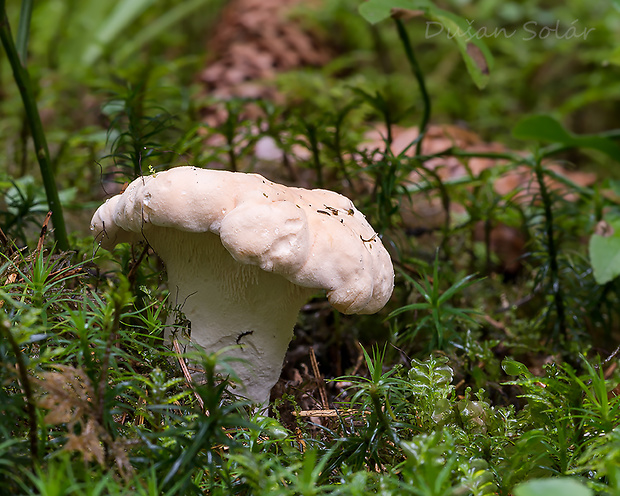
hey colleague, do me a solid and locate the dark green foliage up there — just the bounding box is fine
[103,82,180,181]
[0,0,69,250]
[389,253,483,349]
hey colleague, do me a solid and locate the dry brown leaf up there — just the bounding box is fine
[64,419,105,465]
[33,365,134,477]
[36,365,94,426]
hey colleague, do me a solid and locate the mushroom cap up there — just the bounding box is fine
[91,166,394,314]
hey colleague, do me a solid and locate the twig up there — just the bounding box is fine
[172,339,205,412]
[0,225,14,256]
[351,341,365,376]
[292,408,368,418]
[127,244,149,285]
[482,314,515,339]
[309,347,329,409]
[604,344,620,366]
[604,361,617,380]
[35,211,52,256]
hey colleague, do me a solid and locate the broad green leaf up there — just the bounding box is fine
[513,478,592,496]
[589,223,620,284]
[358,0,493,88]
[513,115,620,162]
[575,135,620,160]
[513,115,572,143]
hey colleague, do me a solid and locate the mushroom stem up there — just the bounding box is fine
[149,227,314,405]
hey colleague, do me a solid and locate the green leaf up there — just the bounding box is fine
[502,358,530,377]
[115,0,218,63]
[513,478,593,496]
[513,115,573,143]
[358,0,493,88]
[428,9,492,89]
[358,0,432,24]
[589,232,620,285]
[607,46,620,66]
[388,302,431,318]
[513,115,620,162]
[81,0,158,66]
[16,0,33,64]
[438,273,480,304]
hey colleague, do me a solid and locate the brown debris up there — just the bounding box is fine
[35,211,52,256]
[34,366,133,476]
[362,124,597,274]
[201,0,331,102]
[363,123,596,197]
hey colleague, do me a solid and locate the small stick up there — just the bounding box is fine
[172,339,205,412]
[309,347,329,408]
[127,244,149,284]
[292,408,369,418]
[482,314,516,338]
[604,361,617,380]
[351,341,365,376]
[0,225,14,256]
[35,211,52,255]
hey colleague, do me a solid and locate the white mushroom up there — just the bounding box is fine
[91,166,394,405]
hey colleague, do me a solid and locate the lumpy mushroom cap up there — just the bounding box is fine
[91,166,394,314]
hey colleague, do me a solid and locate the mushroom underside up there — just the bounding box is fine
[148,226,315,404]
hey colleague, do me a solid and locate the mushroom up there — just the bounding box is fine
[91,166,394,405]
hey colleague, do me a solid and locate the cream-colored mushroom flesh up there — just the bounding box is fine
[91,167,394,404]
